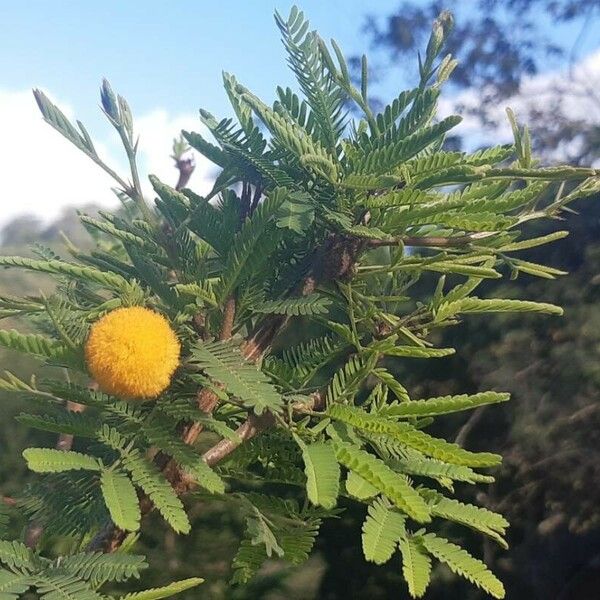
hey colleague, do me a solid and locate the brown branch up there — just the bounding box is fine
[1,496,17,507]
[175,157,195,191]
[455,406,487,447]
[220,296,236,341]
[250,185,263,215]
[55,400,87,451]
[204,412,275,467]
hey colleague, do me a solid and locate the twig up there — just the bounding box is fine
[55,400,86,451]
[175,157,195,191]
[204,412,275,466]
[220,297,236,341]
[250,185,263,215]
[455,406,487,447]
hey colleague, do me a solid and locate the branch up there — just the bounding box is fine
[55,401,86,451]
[455,406,487,447]
[175,157,196,191]
[204,412,275,467]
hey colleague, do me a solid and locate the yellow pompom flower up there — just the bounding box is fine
[85,306,180,399]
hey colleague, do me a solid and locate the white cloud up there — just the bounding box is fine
[134,109,216,198]
[0,89,214,229]
[438,49,600,153]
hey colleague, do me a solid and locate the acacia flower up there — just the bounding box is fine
[85,306,180,399]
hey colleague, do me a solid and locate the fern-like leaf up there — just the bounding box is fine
[0,330,71,362]
[398,534,432,598]
[328,404,501,467]
[0,569,34,599]
[436,297,563,321]
[420,533,505,598]
[119,578,204,599]
[100,469,141,532]
[0,541,36,571]
[380,391,510,418]
[23,448,102,473]
[253,294,332,316]
[57,552,147,587]
[300,441,340,509]
[332,441,430,522]
[420,489,508,548]
[361,497,406,564]
[191,340,283,414]
[0,256,127,290]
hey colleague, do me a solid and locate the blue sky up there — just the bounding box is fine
[3,1,597,128]
[1,1,406,128]
[0,1,598,225]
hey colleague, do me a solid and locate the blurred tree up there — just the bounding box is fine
[361,0,600,162]
[341,2,600,597]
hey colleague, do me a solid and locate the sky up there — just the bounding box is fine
[0,1,598,227]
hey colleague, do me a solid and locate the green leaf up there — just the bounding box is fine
[275,191,315,233]
[0,330,71,362]
[500,230,569,252]
[120,450,190,535]
[191,340,283,415]
[275,7,346,155]
[328,404,501,467]
[353,116,462,174]
[23,448,102,473]
[119,578,204,600]
[16,411,99,438]
[420,533,505,598]
[381,345,455,359]
[361,497,406,564]
[56,552,148,586]
[380,391,510,418]
[239,87,338,180]
[390,452,494,486]
[436,297,563,321]
[34,572,106,600]
[300,441,340,509]
[0,256,127,290]
[345,471,378,500]
[33,89,95,156]
[398,535,432,598]
[245,508,284,559]
[0,541,36,571]
[141,419,225,495]
[0,569,33,599]
[332,441,431,522]
[217,190,286,300]
[98,429,191,535]
[420,489,508,548]
[100,469,141,532]
[370,368,410,402]
[253,294,332,316]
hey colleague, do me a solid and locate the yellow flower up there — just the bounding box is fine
[85,306,180,399]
